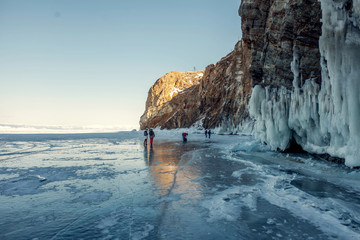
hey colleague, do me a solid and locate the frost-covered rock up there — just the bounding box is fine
[317,0,360,166]
[249,0,360,167]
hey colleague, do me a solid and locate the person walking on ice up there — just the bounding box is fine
[182,132,188,143]
[205,130,208,138]
[143,129,148,147]
[149,129,155,147]
[208,129,212,139]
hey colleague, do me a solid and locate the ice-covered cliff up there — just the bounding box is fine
[249,0,360,166]
[140,0,360,166]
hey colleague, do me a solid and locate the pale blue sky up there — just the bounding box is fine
[0,0,241,131]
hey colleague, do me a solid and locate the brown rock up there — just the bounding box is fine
[140,0,322,131]
[139,71,204,129]
[239,0,322,88]
[140,41,252,130]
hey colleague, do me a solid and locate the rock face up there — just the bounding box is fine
[240,0,322,88]
[197,41,252,130]
[139,71,204,129]
[140,41,252,131]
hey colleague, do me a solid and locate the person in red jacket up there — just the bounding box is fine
[182,132,188,142]
[149,129,155,146]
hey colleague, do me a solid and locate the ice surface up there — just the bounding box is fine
[249,1,360,167]
[0,131,359,239]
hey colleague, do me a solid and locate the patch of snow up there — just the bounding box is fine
[201,186,245,222]
[169,88,183,99]
[131,223,154,240]
[74,191,112,205]
[96,215,118,229]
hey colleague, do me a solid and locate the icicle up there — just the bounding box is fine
[249,0,360,166]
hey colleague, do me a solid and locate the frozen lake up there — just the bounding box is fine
[0,131,360,239]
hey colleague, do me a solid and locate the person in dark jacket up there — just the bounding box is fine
[205,130,208,138]
[208,130,212,139]
[143,129,148,146]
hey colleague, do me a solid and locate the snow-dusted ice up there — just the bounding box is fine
[0,131,360,239]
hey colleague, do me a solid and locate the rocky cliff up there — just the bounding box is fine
[140,41,252,131]
[139,71,204,129]
[140,0,322,131]
[140,0,360,166]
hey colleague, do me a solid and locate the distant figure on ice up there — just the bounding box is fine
[143,129,148,147]
[208,130,212,139]
[182,132,188,142]
[205,130,208,138]
[149,129,155,147]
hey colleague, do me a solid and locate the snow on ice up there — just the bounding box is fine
[0,131,360,239]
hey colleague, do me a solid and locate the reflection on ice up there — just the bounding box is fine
[0,132,359,239]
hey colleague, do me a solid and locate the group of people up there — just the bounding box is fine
[143,128,212,148]
[143,129,155,147]
[204,129,211,139]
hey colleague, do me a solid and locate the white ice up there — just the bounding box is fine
[0,131,359,239]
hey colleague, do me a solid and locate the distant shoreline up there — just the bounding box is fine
[0,123,138,135]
